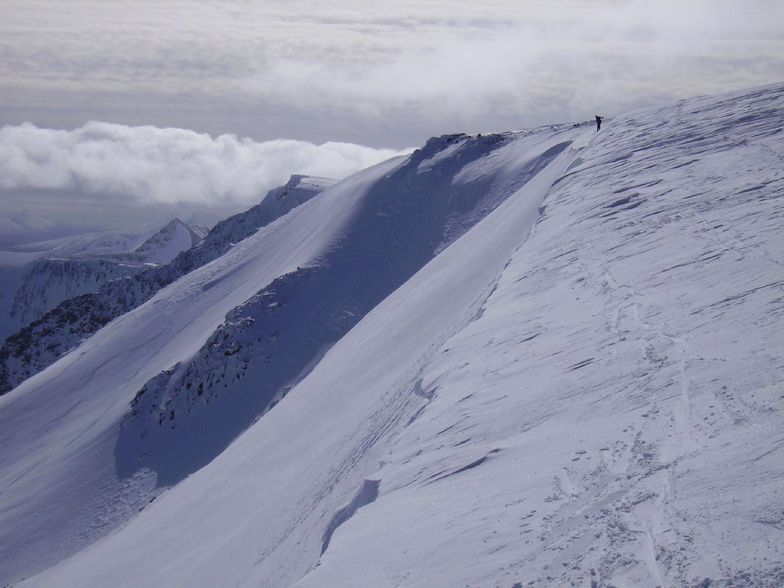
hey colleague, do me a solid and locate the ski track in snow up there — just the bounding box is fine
[2,83,783,588]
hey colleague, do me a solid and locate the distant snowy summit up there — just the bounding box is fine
[131,217,207,266]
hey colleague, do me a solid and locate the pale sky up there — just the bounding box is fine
[0,0,782,237]
[3,0,782,146]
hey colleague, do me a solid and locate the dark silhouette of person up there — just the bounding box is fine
[595,115,604,131]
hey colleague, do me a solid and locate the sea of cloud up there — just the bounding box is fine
[0,122,407,207]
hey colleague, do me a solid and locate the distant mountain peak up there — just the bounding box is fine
[132,217,204,265]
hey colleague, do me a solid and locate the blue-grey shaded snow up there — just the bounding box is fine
[2,82,783,588]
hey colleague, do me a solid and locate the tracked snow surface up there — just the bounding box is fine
[2,83,783,587]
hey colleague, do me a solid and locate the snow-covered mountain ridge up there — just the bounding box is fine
[2,82,783,587]
[116,131,574,486]
[130,217,206,265]
[0,124,580,584]
[0,176,332,394]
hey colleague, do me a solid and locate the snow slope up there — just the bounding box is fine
[115,133,573,487]
[4,82,784,587]
[0,169,369,582]
[0,176,330,394]
[298,86,784,588]
[131,218,204,265]
[0,131,577,584]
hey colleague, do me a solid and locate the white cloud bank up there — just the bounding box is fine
[0,122,407,206]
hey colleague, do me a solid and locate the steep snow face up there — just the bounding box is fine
[7,82,784,588]
[131,217,205,265]
[4,123,582,588]
[115,132,574,487]
[0,129,580,585]
[0,176,331,394]
[0,167,366,583]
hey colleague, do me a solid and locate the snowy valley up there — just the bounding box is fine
[1,83,783,588]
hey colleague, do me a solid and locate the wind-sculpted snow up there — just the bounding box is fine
[5,83,784,588]
[296,84,784,588]
[116,132,572,486]
[0,126,579,586]
[0,176,331,394]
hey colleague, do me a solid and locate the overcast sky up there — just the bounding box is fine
[3,0,782,146]
[0,0,782,236]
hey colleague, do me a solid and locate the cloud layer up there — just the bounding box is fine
[0,122,406,206]
[1,1,782,146]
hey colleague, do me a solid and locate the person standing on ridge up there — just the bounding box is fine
[595,115,604,131]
